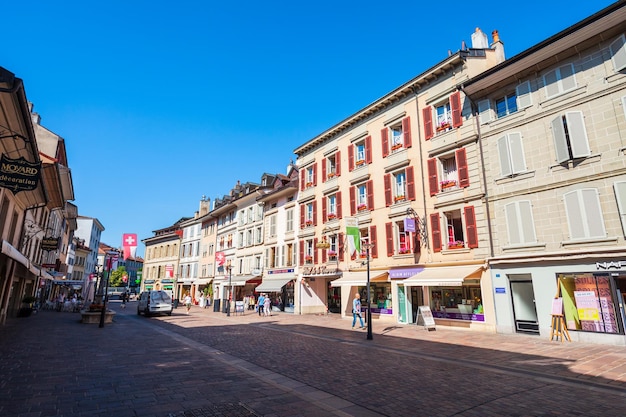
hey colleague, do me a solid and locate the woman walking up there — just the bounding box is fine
[352,292,365,330]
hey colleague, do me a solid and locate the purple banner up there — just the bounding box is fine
[389,267,424,279]
[432,311,485,322]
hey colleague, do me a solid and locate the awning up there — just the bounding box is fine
[330,272,389,287]
[194,278,213,285]
[255,277,293,292]
[402,265,484,287]
[1,240,29,268]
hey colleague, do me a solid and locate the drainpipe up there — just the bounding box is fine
[459,86,494,258]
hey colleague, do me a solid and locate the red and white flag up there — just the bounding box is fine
[165,265,174,278]
[122,233,138,260]
[215,251,225,266]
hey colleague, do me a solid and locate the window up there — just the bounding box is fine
[305,202,314,226]
[384,166,415,206]
[428,148,469,195]
[349,135,372,170]
[323,192,342,222]
[300,201,317,228]
[350,180,373,214]
[543,64,576,99]
[382,117,412,156]
[385,221,412,256]
[300,163,317,190]
[516,81,533,109]
[497,133,526,177]
[269,214,277,237]
[423,92,462,139]
[286,243,294,266]
[609,34,626,73]
[286,209,294,232]
[495,93,517,118]
[300,239,315,264]
[429,206,478,252]
[551,111,590,163]
[323,152,341,181]
[504,201,537,245]
[256,226,262,244]
[563,189,606,240]
[436,102,452,132]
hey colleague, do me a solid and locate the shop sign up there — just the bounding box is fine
[0,154,41,193]
[596,261,626,270]
[303,266,341,276]
[40,236,60,251]
[161,279,174,284]
[268,268,294,275]
[389,267,423,279]
[417,306,436,330]
[495,287,506,294]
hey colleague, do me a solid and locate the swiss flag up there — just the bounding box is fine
[122,233,138,260]
[215,251,225,266]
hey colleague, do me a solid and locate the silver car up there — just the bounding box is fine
[137,291,173,316]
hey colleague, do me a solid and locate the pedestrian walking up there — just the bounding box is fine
[264,294,271,317]
[258,293,265,316]
[121,291,126,309]
[352,292,365,330]
[184,293,192,314]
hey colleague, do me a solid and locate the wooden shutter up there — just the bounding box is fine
[565,111,590,159]
[335,151,341,177]
[338,233,345,262]
[551,115,569,163]
[516,81,532,109]
[348,144,355,171]
[508,133,526,175]
[406,166,415,201]
[299,241,305,265]
[366,180,374,211]
[321,158,327,182]
[322,245,327,263]
[456,148,469,188]
[381,128,389,158]
[312,200,318,226]
[451,91,463,128]
[313,238,318,264]
[498,135,512,177]
[610,34,626,72]
[477,100,491,124]
[337,191,342,219]
[300,204,305,229]
[430,213,442,252]
[349,186,356,216]
[385,222,394,257]
[464,206,478,248]
[322,196,327,223]
[384,174,392,207]
[300,170,305,191]
[402,117,412,148]
[365,135,372,164]
[427,158,439,196]
[312,163,317,186]
[423,106,433,140]
[370,225,378,258]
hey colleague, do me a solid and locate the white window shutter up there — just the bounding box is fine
[564,191,585,240]
[516,81,532,109]
[508,132,526,174]
[560,64,577,92]
[565,111,590,158]
[622,96,626,120]
[613,181,626,237]
[505,202,521,244]
[478,100,491,124]
[610,34,626,73]
[581,189,605,238]
[551,116,569,163]
[518,200,536,243]
[544,69,560,99]
[497,135,512,177]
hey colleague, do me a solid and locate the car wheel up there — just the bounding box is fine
[167,310,172,316]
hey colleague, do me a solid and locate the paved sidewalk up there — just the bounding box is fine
[1,302,625,417]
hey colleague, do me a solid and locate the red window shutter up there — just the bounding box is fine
[335,151,341,177]
[370,225,378,258]
[464,206,478,248]
[384,174,392,207]
[300,204,305,229]
[322,197,327,223]
[381,128,389,158]
[312,200,318,226]
[321,242,327,263]
[338,233,345,262]
[299,241,305,264]
[365,135,372,164]
[366,180,374,211]
[300,170,305,191]
[321,159,327,182]
[406,166,416,201]
[312,163,317,186]
[385,222,394,257]
[348,144,354,172]
[427,158,439,196]
[423,107,433,140]
[456,148,469,188]
[402,117,412,148]
[337,192,342,219]
[451,91,463,128]
[349,187,356,216]
[430,213,442,252]
[313,238,318,263]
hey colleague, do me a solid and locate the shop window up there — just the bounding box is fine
[551,111,590,163]
[563,189,606,240]
[349,135,372,170]
[498,132,527,177]
[430,286,483,318]
[558,274,620,334]
[504,200,537,245]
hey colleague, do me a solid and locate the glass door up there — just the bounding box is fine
[510,279,539,334]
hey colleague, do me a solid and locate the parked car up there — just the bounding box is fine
[137,291,173,316]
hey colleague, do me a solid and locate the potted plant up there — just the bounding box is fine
[18,295,37,317]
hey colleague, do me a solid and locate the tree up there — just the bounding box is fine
[109,266,127,288]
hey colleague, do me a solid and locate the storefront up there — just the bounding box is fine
[491,256,626,345]
[330,271,394,321]
[255,269,295,313]
[301,265,341,315]
[402,264,489,329]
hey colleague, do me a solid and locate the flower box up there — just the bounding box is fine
[304,256,313,263]
[447,241,465,249]
[398,248,411,254]
[394,195,406,203]
[357,204,368,212]
[391,143,403,151]
[305,182,313,188]
[305,220,313,227]
[436,122,451,132]
[327,250,337,257]
[327,172,336,179]
[440,180,457,189]
[327,213,337,220]
[355,159,366,166]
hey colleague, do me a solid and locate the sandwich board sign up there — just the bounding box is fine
[417,306,436,331]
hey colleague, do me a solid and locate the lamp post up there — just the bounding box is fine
[226,260,232,317]
[99,254,114,328]
[362,242,374,340]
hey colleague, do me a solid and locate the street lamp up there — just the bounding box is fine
[226,260,233,317]
[362,242,374,340]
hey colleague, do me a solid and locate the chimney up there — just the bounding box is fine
[199,195,210,216]
[491,30,505,63]
[471,27,489,49]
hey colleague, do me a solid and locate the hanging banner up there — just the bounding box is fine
[122,233,138,260]
[0,154,41,194]
[345,217,360,256]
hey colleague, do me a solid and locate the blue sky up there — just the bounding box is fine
[3,0,615,256]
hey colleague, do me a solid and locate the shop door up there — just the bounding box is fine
[510,280,539,334]
[410,287,423,324]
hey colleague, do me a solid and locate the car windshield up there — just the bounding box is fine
[151,292,171,303]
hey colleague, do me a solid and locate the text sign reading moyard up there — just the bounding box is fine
[0,154,41,193]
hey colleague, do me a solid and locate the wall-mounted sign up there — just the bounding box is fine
[41,236,60,251]
[495,287,506,294]
[0,154,41,193]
